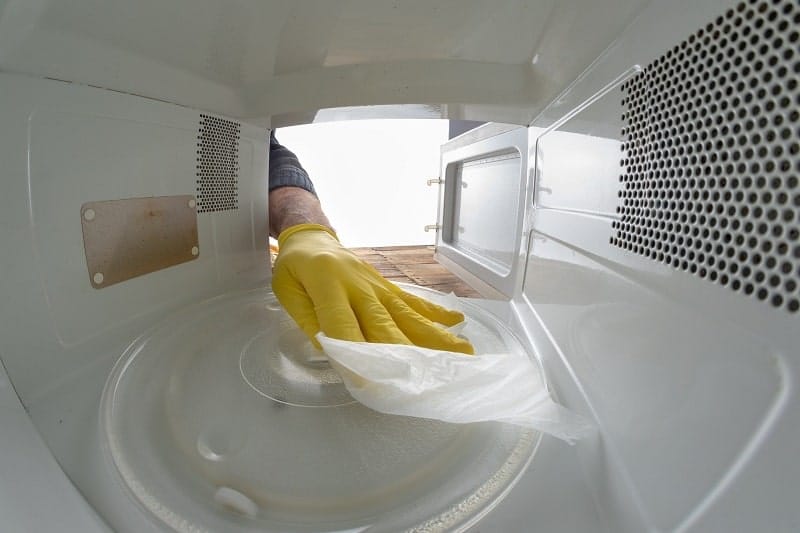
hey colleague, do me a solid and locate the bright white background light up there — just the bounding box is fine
[276,119,448,248]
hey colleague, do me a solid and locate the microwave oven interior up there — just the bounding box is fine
[0,0,798,531]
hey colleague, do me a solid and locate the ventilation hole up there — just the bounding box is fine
[196,114,241,213]
[614,0,800,314]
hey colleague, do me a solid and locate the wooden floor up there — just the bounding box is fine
[351,245,481,298]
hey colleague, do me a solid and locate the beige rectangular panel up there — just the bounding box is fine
[80,196,199,289]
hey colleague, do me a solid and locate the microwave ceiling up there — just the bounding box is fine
[0,0,650,126]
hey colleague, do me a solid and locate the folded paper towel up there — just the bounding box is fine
[317,333,594,444]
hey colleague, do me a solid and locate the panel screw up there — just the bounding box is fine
[188,199,197,208]
[83,208,96,221]
[93,272,104,284]
[191,246,199,256]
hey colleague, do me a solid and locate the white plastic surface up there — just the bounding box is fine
[0,73,269,401]
[0,0,652,126]
[517,1,800,529]
[0,360,108,532]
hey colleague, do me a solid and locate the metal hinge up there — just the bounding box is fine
[426,177,443,186]
[424,224,441,233]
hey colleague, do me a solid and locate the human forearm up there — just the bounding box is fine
[268,130,326,237]
[269,186,333,238]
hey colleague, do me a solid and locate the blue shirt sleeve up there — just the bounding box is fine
[269,131,317,196]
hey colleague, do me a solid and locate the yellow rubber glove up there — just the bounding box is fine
[272,224,475,355]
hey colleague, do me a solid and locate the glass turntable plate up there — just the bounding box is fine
[101,285,540,532]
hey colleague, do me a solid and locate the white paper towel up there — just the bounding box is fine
[317,333,594,444]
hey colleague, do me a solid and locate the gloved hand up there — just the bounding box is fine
[272,223,475,355]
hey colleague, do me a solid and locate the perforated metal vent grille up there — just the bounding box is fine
[196,114,240,213]
[612,0,800,313]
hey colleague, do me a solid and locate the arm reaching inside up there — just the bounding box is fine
[268,133,474,355]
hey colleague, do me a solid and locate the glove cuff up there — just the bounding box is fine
[277,223,338,247]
